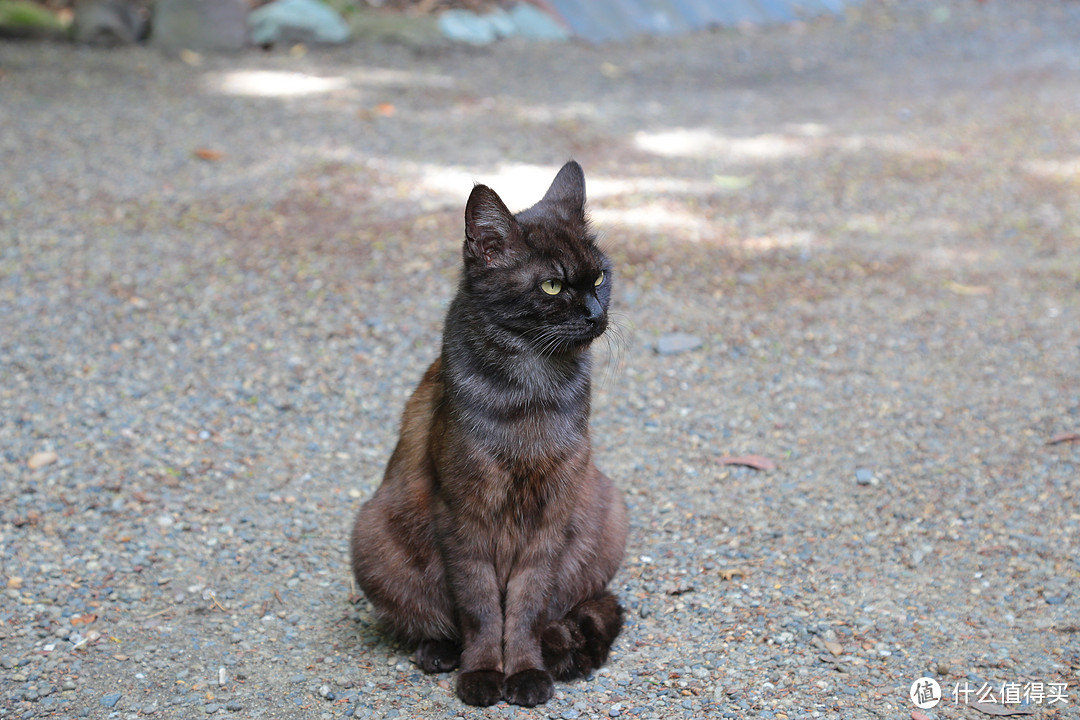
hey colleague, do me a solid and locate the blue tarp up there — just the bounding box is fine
[543,0,861,42]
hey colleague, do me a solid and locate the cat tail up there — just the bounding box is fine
[541,592,624,681]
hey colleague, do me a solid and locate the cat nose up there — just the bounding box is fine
[584,294,604,325]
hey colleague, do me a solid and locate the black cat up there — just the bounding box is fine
[350,161,628,707]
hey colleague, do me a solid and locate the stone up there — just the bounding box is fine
[854,468,878,486]
[437,9,497,46]
[656,333,703,355]
[151,0,248,52]
[508,3,569,41]
[72,0,149,46]
[27,451,58,469]
[347,10,444,50]
[249,0,350,46]
[100,692,122,708]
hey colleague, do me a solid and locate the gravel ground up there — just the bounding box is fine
[2,2,1079,718]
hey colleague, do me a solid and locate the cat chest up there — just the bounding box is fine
[484,412,584,460]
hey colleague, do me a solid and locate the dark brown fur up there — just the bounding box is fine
[350,162,628,707]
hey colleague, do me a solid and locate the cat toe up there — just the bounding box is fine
[416,639,461,673]
[456,670,504,706]
[503,669,554,707]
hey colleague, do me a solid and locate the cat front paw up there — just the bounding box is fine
[503,668,554,707]
[456,669,504,706]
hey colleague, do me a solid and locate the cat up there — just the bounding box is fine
[350,161,628,707]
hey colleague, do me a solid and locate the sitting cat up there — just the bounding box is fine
[350,161,628,707]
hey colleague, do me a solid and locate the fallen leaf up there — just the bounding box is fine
[375,103,396,117]
[717,455,777,471]
[193,148,224,162]
[179,49,203,66]
[1047,432,1080,446]
[70,614,97,626]
[945,280,992,296]
[717,568,747,581]
[27,451,58,469]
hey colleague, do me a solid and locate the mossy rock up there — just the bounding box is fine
[348,9,447,51]
[0,0,69,39]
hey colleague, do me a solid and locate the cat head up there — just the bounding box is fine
[460,161,611,355]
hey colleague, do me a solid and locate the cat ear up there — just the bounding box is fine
[464,184,520,267]
[538,160,587,219]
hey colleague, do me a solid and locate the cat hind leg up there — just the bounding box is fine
[415,638,461,673]
[541,592,624,681]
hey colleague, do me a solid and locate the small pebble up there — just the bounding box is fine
[656,333,703,355]
[27,451,59,469]
[854,468,878,486]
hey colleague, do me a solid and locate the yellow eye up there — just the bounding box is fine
[595,271,605,287]
[540,279,563,295]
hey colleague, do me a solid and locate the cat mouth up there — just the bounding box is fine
[534,321,607,354]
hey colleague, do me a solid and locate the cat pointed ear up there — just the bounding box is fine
[538,160,587,219]
[464,184,520,267]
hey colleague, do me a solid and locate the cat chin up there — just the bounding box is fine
[541,327,607,355]
[538,338,597,357]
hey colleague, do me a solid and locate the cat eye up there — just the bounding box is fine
[540,279,563,295]
[594,271,605,287]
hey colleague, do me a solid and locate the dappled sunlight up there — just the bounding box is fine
[635,128,813,160]
[204,70,349,97]
[1023,156,1080,181]
[203,66,453,98]
[408,161,827,253]
[419,163,570,209]
[741,230,818,252]
[417,162,742,208]
[590,203,713,240]
[634,124,924,164]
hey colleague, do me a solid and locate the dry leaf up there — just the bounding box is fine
[717,568,747,581]
[70,614,97,626]
[375,103,397,117]
[1047,432,1080,446]
[717,455,777,471]
[179,49,203,66]
[193,148,224,162]
[945,280,991,296]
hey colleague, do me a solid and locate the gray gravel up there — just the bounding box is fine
[2,1,1079,718]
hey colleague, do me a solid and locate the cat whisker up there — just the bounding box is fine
[595,313,629,389]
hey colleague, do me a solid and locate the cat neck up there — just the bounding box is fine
[441,297,593,420]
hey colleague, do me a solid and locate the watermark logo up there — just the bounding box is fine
[908,678,1071,712]
[910,678,942,709]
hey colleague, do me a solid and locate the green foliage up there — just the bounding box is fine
[0,0,68,33]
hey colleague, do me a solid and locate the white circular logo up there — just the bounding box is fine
[910,677,942,709]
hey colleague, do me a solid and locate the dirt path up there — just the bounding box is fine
[1,2,1078,718]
